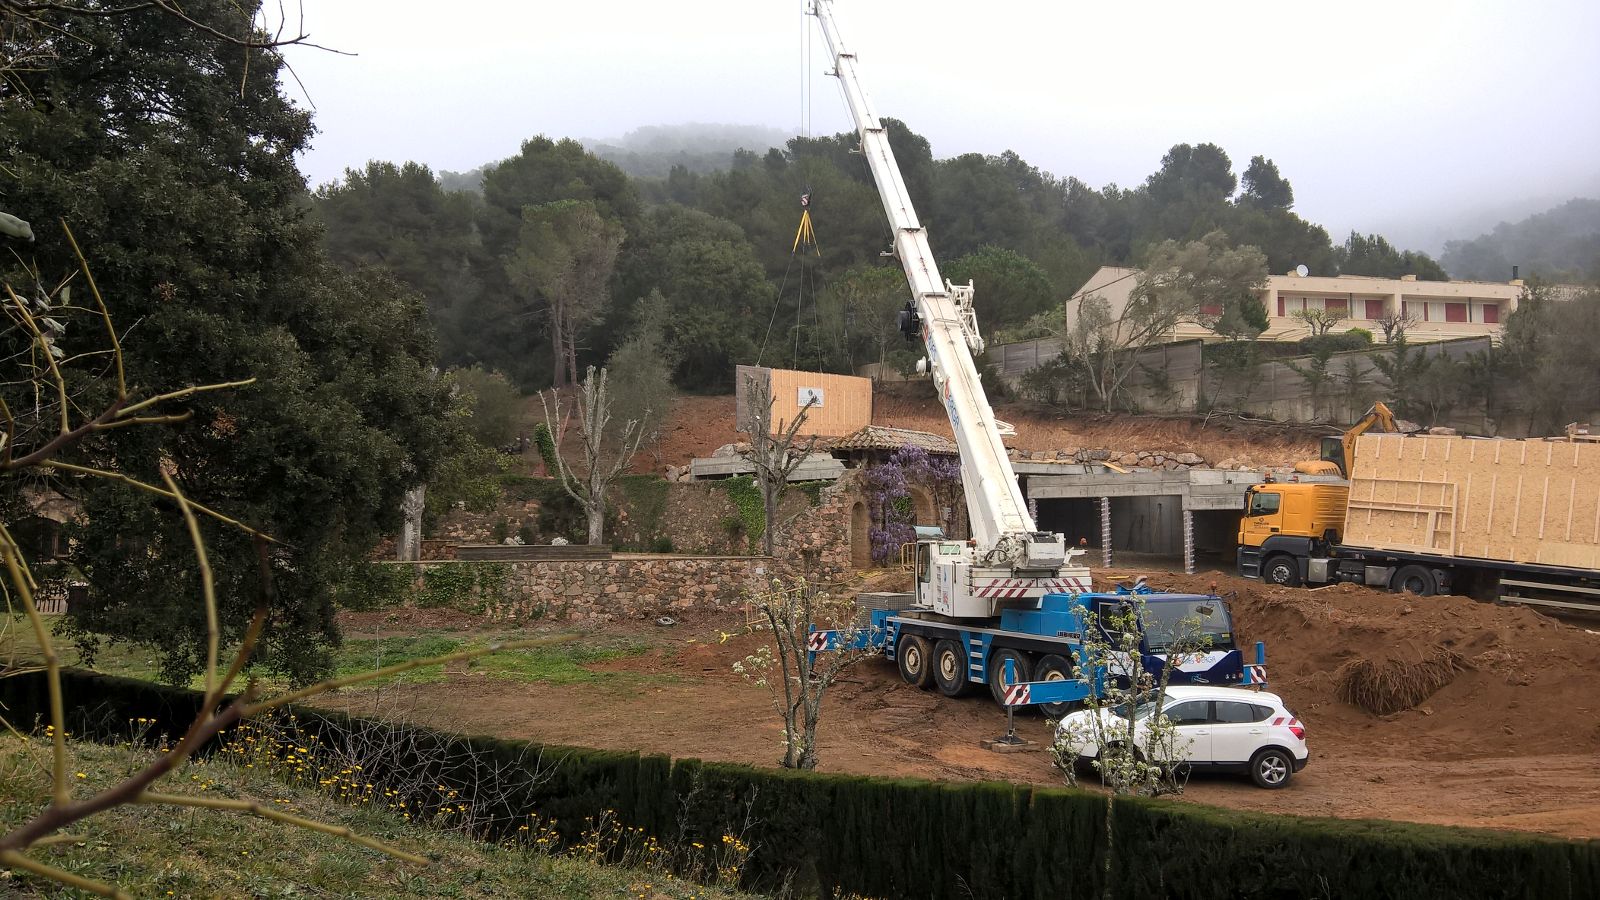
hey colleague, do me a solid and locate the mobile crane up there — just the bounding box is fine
[808,0,1263,711]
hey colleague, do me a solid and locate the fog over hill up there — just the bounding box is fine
[1367,171,1600,261]
[581,123,792,179]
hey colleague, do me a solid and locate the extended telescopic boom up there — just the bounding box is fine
[809,0,1063,570]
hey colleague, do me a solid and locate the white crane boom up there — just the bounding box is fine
[810,0,1076,615]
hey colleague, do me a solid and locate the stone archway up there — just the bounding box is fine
[851,500,871,568]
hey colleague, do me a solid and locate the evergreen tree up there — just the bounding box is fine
[1,0,454,683]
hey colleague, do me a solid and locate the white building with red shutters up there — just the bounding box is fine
[1067,265,1532,344]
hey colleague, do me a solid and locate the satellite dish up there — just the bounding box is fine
[1295,264,1309,277]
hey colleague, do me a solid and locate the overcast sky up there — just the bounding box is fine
[281,0,1600,254]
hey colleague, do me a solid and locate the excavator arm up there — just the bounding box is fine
[1295,401,1398,478]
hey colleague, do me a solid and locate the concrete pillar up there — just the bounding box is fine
[1099,497,1112,569]
[1027,496,1039,522]
[1182,508,1195,575]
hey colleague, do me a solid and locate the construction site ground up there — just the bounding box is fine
[331,569,1600,842]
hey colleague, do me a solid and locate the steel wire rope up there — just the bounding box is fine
[755,251,798,367]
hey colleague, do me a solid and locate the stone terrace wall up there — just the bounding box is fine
[389,477,859,623]
[773,475,854,583]
[394,556,775,624]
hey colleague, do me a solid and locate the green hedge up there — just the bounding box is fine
[3,668,1596,899]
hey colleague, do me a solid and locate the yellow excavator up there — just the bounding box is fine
[1293,402,1398,479]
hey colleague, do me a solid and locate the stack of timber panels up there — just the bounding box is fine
[1345,434,1600,570]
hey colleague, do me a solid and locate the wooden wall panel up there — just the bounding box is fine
[736,366,872,437]
[1346,434,1600,569]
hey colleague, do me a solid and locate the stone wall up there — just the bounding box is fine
[429,480,816,556]
[382,475,860,623]
[770,474,855,583]
[461,556,776,623]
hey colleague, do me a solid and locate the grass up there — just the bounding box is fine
[0,734,758,899]
[3,615,660,693]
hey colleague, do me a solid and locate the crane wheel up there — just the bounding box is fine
[986,649,1032,708]
[1033,654,1079,719]
[933,639,971,697]
[896,634,936,689]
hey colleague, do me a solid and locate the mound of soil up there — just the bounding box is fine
[1136,571,1600,760]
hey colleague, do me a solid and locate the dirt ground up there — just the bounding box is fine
[327,569,1600,841]
[615,384,1324,475]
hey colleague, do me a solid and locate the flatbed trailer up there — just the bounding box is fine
[1242,540,1600,612]
[1240,433,1600,611]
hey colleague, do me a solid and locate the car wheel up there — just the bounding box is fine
[897,634,935,689]
[1391,564,1436,596]
[987,648,1031,708]
[1263,555,1301,587]
[933,639,970,697]
[1249,748,1294,789]
[1032,653,1078,718]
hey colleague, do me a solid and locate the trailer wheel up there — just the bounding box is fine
[1391,565,1437,596]
[933,639,970,697]
[1263,555,1301,587]
[896,635,935,689]
[986,649,1031,708]
[1033,654,1078,719]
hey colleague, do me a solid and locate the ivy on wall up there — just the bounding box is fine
[530,422,559,473]
[615,475,673,553]
[720,475,765,553]
[341,563,513,613]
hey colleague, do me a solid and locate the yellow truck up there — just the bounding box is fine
[1238,432,1600,611]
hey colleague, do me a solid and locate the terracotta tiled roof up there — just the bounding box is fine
[830,425,957,455]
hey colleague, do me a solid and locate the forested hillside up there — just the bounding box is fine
[1441,198,1600,282]
[311,127,1455,394]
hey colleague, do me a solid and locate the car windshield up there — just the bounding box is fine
[1128,700,1160,721]
[1140,599,1234,653]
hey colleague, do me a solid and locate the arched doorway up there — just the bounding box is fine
[851,501,871,568]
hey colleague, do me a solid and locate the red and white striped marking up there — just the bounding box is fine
[1271,715,1305,739]
[806,631,832,652]
[1247,665,1267,684]
[1002,683,1032,707]
[974,576,1091,598]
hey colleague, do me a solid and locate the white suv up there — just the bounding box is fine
[1055,685,1309,789]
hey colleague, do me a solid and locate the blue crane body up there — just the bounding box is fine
[819,585,1268,715]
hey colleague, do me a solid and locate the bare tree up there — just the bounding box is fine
[734,577,878,769]
[1375,309,1418,343]
[539,366,646,545]
[1293,307,1345,337]
[740,373,818,557]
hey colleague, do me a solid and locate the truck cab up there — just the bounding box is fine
[1237,482,1349,584]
